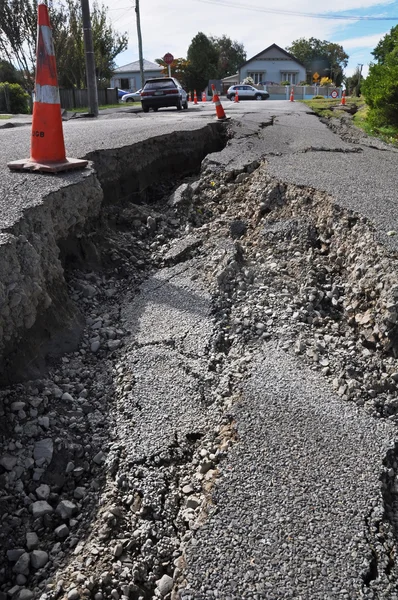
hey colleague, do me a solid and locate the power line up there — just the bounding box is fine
[112,8,132,23]
[195,0,398,21]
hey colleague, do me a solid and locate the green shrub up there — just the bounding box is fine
[362,58,398,126]
[0,82,30,114]
[298,80,308,86]
[313,95,324,99]
[280,80,290,86]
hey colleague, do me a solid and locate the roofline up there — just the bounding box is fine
[113,61,163,72]
[238,44,306,69]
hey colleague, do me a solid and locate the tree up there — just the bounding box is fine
[52,1,128,89]
[156,34,246,91]
[362,32,398,127]
[0,0,37,90]
[372,26,398,64]
[155,57,190,88]
[0,0,128,90]
[286,37,349,86]
[362,53,398,126]
[209,35,246,79]
[344,66,364,97]
[0,59,22,84]
[186,32,218,92]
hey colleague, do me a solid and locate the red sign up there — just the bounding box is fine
[163,53,174,65]
[331,89,338,98]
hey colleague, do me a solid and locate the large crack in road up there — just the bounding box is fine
[1,109,398,600]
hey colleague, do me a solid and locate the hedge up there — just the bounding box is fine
[0,82,30,114]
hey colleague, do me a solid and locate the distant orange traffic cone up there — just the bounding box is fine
[234,89,240,103]
[290,88,294,102]
[8,0,88,173]
[211,84,229,121]
[194,90,198,105]
[188,92,192,102]
[341,90,346,106]
[202,91,206,102]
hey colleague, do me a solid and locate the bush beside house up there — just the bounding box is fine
[0,83,30,114]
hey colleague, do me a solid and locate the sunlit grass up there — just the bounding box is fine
[71,103,139,113]
[302,96,398,146]
[301,96,363,118]
[352,105,398,145]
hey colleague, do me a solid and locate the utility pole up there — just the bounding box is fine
[81,0,99,116]
[135,0,145,89]
[356,64,363,97]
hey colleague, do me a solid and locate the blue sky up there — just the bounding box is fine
[108,0,398,78]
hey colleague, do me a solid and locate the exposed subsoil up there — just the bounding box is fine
[1,115,398,600]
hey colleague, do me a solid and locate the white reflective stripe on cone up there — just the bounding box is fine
[35,84,60,104]
[41,25,56,57]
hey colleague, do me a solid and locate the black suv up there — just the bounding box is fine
[141,77,188,112]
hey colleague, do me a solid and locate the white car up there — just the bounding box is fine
[121,89,142,103]
[226,85,269,101]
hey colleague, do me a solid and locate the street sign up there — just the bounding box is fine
[163,53,174,65]
[331,89,338,99]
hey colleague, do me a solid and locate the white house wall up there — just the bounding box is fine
[239,58,306,85]
[110,70,164,91]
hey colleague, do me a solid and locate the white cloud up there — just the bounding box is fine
[109,0,393,77]
[336,32,388,49]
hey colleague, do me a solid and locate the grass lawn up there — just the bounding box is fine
[301,96,365,119]
[302,96,398,147]
[353,105,398,146]
[72,103,139,113]
[0,115,11,119]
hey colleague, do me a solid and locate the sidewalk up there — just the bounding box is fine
[0,105,142,129]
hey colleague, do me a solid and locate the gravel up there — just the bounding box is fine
[1,104,398,600]
[181,346,396,599]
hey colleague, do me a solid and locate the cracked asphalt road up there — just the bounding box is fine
[119,258,214,463]
[3,100,398,599]
[181,347,396,599]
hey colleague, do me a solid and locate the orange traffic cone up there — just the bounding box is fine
[211,84,229,121]
[202,91,206,102]
[234,89,240,103]
[341,90,346,106]
[193,90,198,105]
[290,88,294,102]
[8,0,87,173]
[188,92,192,102]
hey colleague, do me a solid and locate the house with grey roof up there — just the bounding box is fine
[238,44,306,85]
[110,59,163,91]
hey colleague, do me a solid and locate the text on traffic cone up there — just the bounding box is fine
[8,0,88,173]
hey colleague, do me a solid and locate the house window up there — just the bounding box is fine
[248,72,264,84]
[281,72,297,84]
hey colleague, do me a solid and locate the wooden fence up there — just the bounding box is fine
[59,88,118,110]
